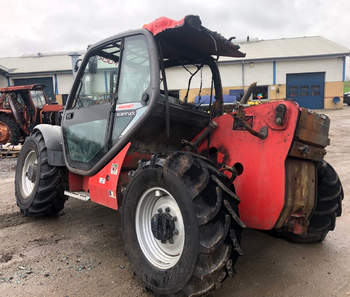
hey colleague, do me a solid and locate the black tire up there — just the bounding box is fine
[0,113,21,145]
[122,152,243,296]
[15,130,66,216]
[344,96,350,106]
[274,161,343,243]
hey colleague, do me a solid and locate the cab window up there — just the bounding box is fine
[117,35,150,104]
[73,41,121,109]
[30,90,47,108]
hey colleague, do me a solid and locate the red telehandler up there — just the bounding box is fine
[14,16,343,296]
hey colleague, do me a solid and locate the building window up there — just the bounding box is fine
[253,85,268,100]
[300,86,309,96]
[311,85,321,96]
[288,86,298,98]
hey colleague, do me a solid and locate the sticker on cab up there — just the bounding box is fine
[116,110,136,117]
[108,190,116,199]
[111,164,118,175]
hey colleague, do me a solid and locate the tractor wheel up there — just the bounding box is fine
[0,114,21,145]
[15,130,66,216]
[121,152,244,296]
[274,161,343,243]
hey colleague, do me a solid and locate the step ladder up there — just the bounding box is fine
[64,191,90,201]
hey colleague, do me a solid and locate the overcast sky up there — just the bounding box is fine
[0,0,349,57]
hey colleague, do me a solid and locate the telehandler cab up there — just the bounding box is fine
[15,15,343,296]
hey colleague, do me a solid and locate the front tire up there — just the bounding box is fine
[15,130,66,216]
[122,152,243,296]
[0,114,21,144]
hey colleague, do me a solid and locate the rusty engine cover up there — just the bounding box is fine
[197,102,330,233]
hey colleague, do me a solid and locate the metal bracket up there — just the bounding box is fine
[232,106,268,140]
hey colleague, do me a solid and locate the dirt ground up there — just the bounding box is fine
[0,107,349,297]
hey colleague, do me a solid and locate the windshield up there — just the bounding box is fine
[73,41,121,109]
[30,90,47,108]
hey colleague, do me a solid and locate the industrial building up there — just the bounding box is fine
[0,36,349,109]
[169,36,350,109]
[0,52,80,104]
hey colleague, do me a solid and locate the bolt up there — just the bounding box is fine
[165,207,170,213]
[173,216,177,222]
[174,229,179,236]
[275,117,282,125]
[169,238,174,244]
[157,208,163,213]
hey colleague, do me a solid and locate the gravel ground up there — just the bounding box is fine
[0,107,349,297]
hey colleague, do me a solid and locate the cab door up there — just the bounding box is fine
[62,34,152,173]
[62,40,121,172]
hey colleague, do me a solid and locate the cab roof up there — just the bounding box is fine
[0,84,44,92]
[143,15,245,59]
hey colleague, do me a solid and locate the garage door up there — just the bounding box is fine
[13,77,55,102]
[286,72,325,109]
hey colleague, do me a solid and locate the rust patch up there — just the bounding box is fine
[295,109,330,147]
[0,120,10,143]
[275,158,316,234]
[289,140,326,161]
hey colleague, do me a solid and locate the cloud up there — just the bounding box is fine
[0,0,349,57]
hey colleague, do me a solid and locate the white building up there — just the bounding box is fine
[0,36,349,109]
[173,36,350,109]
[0,52,80,104]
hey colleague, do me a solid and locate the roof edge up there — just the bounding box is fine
[218,52,350,64]
[7,69,73,77]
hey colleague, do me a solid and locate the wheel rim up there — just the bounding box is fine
[135,187,185,270]
[21,150,38,198]
[0,121,10,144]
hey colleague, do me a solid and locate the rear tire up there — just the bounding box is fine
[0,114,21,145]
[274,161,343,243]
[122,152,243,296]
[15,130,66,216]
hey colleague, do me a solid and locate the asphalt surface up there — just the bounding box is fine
[0,106,349,297]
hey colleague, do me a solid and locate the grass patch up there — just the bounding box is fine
[345,81,350,93]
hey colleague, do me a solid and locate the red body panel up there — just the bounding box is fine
[41,104,63,112]
[198,101,300,230]
[68,143,131,210]
[88,143,131,210]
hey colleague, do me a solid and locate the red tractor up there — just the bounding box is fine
[14,16,343,296]
[0,84,63,144]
